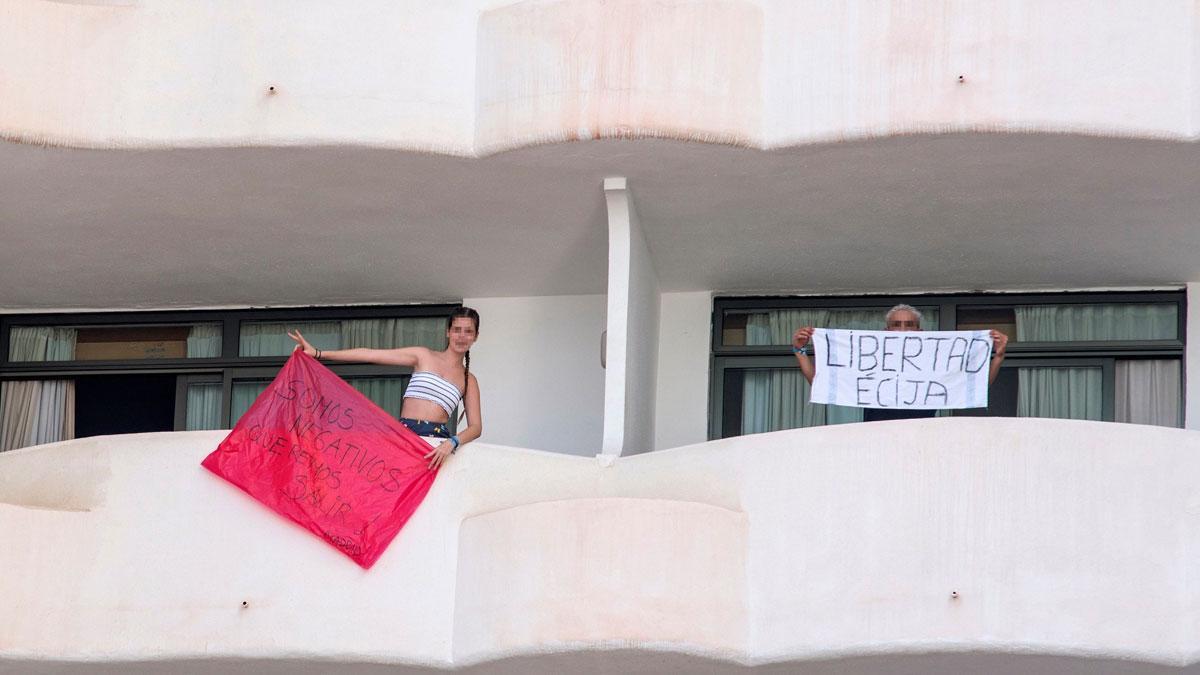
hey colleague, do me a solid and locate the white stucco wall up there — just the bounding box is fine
[474,0,764,153]
[3,0,1197,150]
[461,294,606,456]
[452,498,749,662]
[655,291,713,450]
[3,419,1199,672]
[602,178,660,456]
[760,1,1200,144]
[0,1,482,150]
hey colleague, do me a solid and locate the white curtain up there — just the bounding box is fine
[740,308,941,433]
[1,327,77,451]
[1017,367,1102,421]
[182,324,220,430]
[186,323,222,358]
[1115,360,1181,427]
[185,383,223,431]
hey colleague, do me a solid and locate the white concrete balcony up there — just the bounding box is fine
[2,417,1198,673]
[3,1,1197,151]
[2,1,1198,316]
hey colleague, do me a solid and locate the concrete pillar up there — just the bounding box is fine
[1186,283,1199,430]
[601,177,660,456]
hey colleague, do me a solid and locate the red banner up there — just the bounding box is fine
[201,351,437,568]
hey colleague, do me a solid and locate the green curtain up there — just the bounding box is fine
[230,381,271,425]
[239,317,447,357]
[1014,304,1176,342]
[231,378,406,425]
[350,377,407,417]
[742,369,842,432]
[1012,304,1176,422]
[233,317,441,424]
[340,320,444,420]
[744,307,940,346]
[1017,367,1102,421]
[185,383,223,431]
[8,326,77,362]
[341,318,445,350]
[239,321,341,357]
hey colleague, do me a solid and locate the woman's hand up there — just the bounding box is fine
[287,330,317,357]
[424,441,454,470]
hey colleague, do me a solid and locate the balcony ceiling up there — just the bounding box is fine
[0,133,1197,311]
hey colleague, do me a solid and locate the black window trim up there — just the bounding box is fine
[709,290,1186,439]
[0,304,458,374]
[713,290,1185,356]
[1,304,457,432]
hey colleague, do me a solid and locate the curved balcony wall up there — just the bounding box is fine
[2,418,1199,672]
[1,0,1196,152]
[474,0,764,153]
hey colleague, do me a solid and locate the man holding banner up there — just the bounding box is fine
[791,304,1008,421]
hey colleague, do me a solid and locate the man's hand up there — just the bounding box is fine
[987,329,1009,385]
[792,327,814,350]
[990,329,1009,357]
[792,326,817,385]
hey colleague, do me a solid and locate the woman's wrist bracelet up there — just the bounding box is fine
[793,345,809,356]
[450,435,461,453]
[314,349,322,359]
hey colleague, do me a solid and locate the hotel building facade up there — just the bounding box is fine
[2,1,1199,672]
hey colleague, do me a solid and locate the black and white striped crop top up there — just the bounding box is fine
[404,371,462,417]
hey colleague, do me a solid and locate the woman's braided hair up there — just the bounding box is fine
[448,306,480,423]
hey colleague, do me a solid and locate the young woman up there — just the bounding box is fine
[288,307,481,469]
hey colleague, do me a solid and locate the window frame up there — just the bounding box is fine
[709,291,1185,439]
[1,304,458,432]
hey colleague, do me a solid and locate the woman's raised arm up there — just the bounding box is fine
[287,330,426,367]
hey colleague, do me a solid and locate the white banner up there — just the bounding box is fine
[810,328,992,410]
